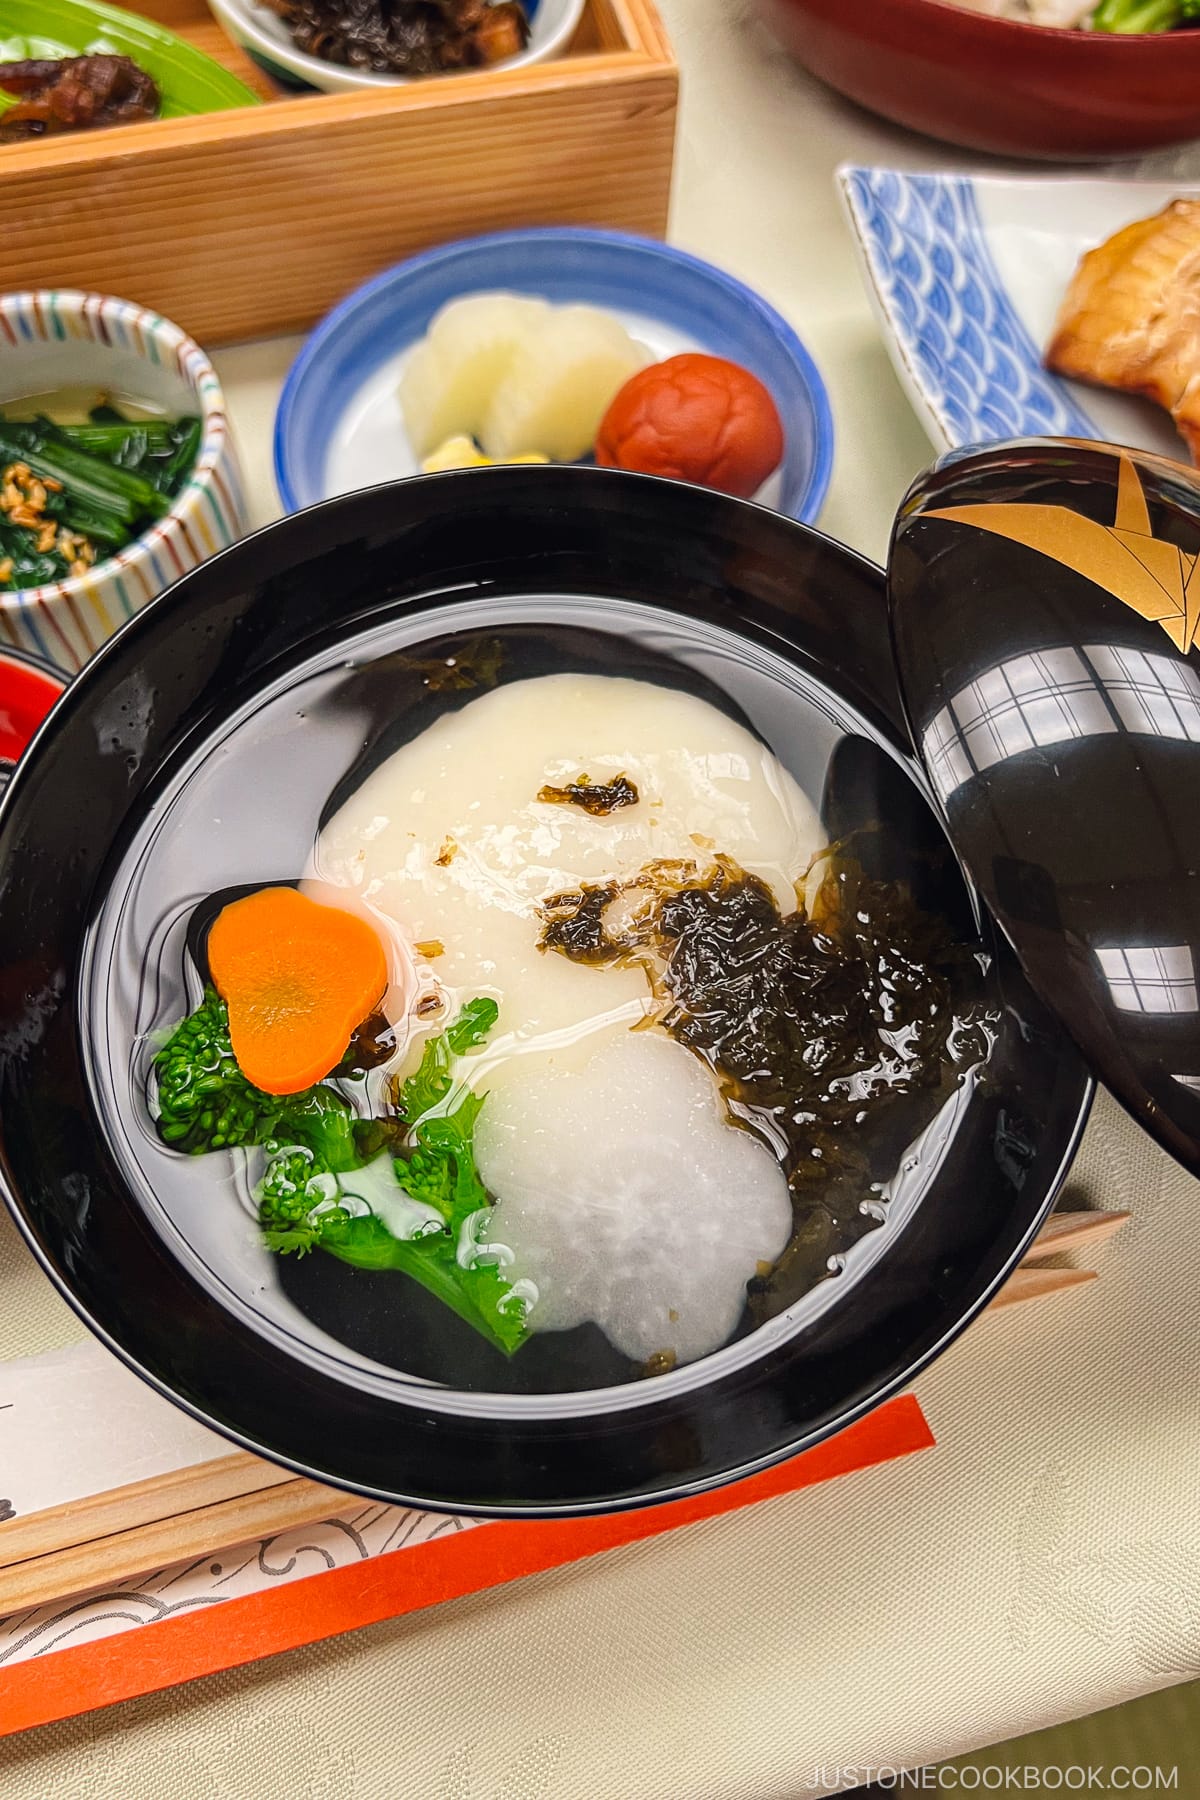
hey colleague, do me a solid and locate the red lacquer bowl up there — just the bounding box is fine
[0,648,66,787]
[753,0,1200,160]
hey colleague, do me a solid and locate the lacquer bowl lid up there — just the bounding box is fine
[891,439,1200,1175]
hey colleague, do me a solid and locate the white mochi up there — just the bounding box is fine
[311,672,822,1068]
[474,1030,793,1366]
[310,671,821,1367]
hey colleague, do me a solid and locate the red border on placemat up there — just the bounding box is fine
[1,1396,932,1736]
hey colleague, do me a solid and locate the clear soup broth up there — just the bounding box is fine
[86,599,992,1397]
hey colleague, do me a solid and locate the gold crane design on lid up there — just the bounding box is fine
[926,452,1200,654]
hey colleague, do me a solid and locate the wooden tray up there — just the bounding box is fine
[0,0,677,346]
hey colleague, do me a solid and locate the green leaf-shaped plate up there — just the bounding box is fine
[0,0,261,121]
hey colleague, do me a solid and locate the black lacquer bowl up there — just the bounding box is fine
[0,469,1092,1514]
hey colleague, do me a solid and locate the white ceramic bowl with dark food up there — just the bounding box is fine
[0,467,1093,1515]
[206,0,587,95]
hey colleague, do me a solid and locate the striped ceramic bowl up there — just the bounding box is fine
[0,292,245,673]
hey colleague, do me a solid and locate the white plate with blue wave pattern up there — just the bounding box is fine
[838,166,1198,460]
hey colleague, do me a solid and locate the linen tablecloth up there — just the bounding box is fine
[3,2,1200,1790]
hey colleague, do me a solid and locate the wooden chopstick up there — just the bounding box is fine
[0,1451,294,1569]
[987,1265,1098,1312]
[1018,1209,1131,1263]
[983,1206,1129,1314]
[0,1475,350,1615]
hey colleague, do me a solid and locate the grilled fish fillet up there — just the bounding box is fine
[1046,199,1200,463]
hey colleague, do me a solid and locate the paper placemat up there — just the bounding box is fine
[0,1329,932,1734]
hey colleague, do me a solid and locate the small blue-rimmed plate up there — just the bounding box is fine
[274,228,833,525]
[838,166,1196,461]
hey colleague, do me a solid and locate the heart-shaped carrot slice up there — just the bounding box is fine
[208,887,389,1096]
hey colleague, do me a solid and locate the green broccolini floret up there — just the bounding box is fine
[259,1147,348,1256]
[156,986,528,1355]
[395,1092,489,1222]
[153,986,284,1152]
[256,996,527,1353]
[265,1085,362,1172]
[260,1145,324,1209]
[154,991,368,1162]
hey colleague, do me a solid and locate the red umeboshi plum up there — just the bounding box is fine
[594,353,784,498]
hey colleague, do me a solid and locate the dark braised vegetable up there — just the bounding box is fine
[0,55,159,143]
[256,0,530,76]
[537,773,640,816]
